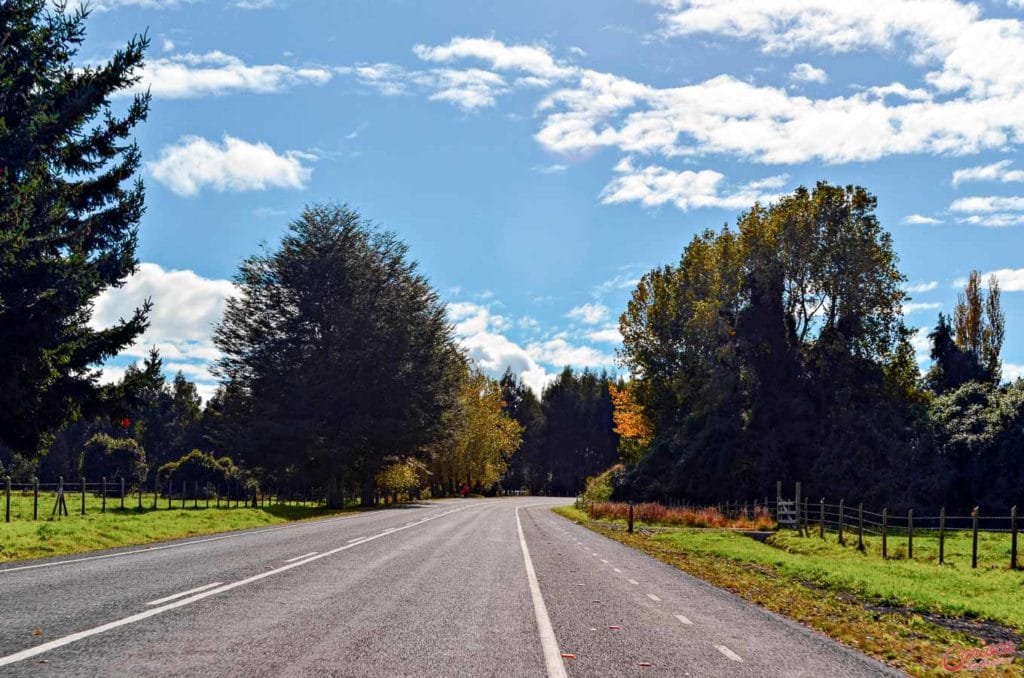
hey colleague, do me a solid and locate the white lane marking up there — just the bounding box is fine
[515,507,569,678]
[0,504,480,668]
[715,645,743,662]
[346,538,362,543]
[0,503,451,575]
[675,614,693,626]
[628,579,639,585]
[647,593,661,602]
[600,559,609,564]
[285,551,318,563]
[613,568,622,573]
[145,582,223,606]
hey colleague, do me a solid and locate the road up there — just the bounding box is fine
[0,498,900,676]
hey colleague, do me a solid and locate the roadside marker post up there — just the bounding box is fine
[882,508,888,558]
[101,477,106,514]
[838,499,845,545]
[121,477,125,510]
[857,503,864,551]
[628,501,634,534]
[819,498,824,539]
[939,507,945,564]
[1012,506,1018,570]
[80,477,85,516]
[972,507,979,569]
[907,509,913,560]
[33,477,38,520]
[4,475,10,523]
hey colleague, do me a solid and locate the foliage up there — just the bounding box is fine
[581,464,622,504]
[432,367,522,493]
[0,1,151,456]
[157,450,238,490]
[608,382,652,464]
[376,459,425,500]
[212,205,463,506]
[78,433,147,484]
[617,183,923,505]
[927,273,1005,392]
[498,368,546,491]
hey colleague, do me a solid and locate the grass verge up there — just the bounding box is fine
[0,492,361,563]
[553,505,1024,676]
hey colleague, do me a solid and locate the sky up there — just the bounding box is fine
[81,0,1024,400]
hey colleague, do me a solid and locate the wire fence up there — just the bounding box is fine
[650,488,1023,571]
[1,475,331,523]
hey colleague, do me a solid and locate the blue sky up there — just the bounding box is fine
[84,0,1024,398]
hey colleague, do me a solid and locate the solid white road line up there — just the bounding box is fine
[674,614,693,626]
[628,579,639,585]
[647,593,661,602]
[515,507,569,678]
[600,559,609,564]
[715,645,743,662]
[0,503,479,669]
[613,568,622,573]
[285,552,318,563]
[146,582,223,606]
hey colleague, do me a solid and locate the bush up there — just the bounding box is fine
[585,501,774,530]
[582,464,624,504]
[79,434,147,485]
[158,450,238,492]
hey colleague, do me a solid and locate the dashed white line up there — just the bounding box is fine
[646,593,661,602]
[145,582,222,606]
[674,614,693,626]
[600,559,609,564]
[515,507,569,678]
[715,645,743,662]
[285,551,318,562]
[346,537,362,543]
[628,579,639,585]
[613,568,622,573]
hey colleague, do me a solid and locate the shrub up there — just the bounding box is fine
[585,501,775,530]
[582,464,624,504]
[79,434,147,485]
[158,450,238,491]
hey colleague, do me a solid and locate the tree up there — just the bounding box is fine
[432,367,522,494]
[0,2,151,456]
[214,204,463,506]
[618,183,922,504]
[952,271,1004,383]
[608,381,652,465]
[498,368,545,490]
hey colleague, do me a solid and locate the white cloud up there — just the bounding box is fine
[150,135,315,197]
[903,301,942,314]
[902,214,944,224]
[790,63,828,83]
[447,301,553,394]
[566,303,610,324]
[587,327,623,344]
[906,281,939,293]
[600,158,786,211]
[592,269,643,298]
[425,68,509,110]
[949,195,1024,227]
[526,338,615,369]
[911,326,932,364]
[132,52,331,99]
[66,0,192,9]
[413,37,577,79]
[91,263,234,395]
[974,267,1024,291]
[952,160,1024,186]
[336,63,412,96]
[1003,362,1024,381]
[535,164,568,174]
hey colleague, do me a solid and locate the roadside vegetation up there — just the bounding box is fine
[556,505,1024,676]
[0,491,358,563]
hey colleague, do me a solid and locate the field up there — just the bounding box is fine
[0,490,356,563]
[555,505,1024,676]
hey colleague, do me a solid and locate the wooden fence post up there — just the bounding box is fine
[795,481,802,536]
[33,476,38,521]
[167,480,172,509]
[819,498,825,538]
[857,503,864,551]
[4,475,10,523]
[939,507,945,565]
[882,508,888,558]
[181,480,186,509]
[972,507,979,569]
[80,477,86,515]
[628,500,634,534]
[838,499,845,545]
[908,509,913,560]
[194,481,199,509]
[102,477,106,513]
[120,477,125,510]
[216,486,220,508]
[1012,506,1018,571]
[776,481,782,523]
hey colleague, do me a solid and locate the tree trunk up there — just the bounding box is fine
[360,473,376,508]
[325,474,346,509]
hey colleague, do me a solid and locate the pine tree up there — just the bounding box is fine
[0,2,151,455]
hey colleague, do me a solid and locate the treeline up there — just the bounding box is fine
[612,182,1022,513]
[499,367,620,496]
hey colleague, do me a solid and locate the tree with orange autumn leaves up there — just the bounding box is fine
[608,382,653,465]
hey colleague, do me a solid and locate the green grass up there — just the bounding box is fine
[0,491,359,563]
[554,505,1024,676]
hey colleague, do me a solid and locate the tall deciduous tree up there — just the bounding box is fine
[0,2,151,455]
[213,205,463,506]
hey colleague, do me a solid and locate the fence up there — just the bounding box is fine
[662,481,1023,571]
[2,475,330,523]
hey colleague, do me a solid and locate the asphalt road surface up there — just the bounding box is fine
[0,498,900,676]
